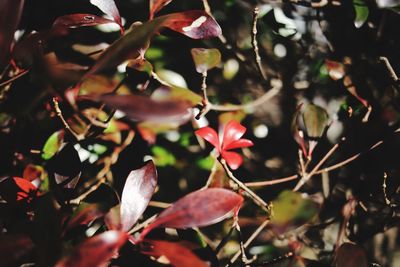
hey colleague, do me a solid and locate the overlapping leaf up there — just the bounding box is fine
[120,161,158,231]
[150,0,173,19]
[191,48,221,74]
[90,0,123,29]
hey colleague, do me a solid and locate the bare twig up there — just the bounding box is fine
[245,174,299,188]
[0,69,29,88]
[227,219,270,266]
[53,98,84,141]
[380,56,399,82]
[129,214,157,235]
[251,7,267,80]
[219,158,270,214]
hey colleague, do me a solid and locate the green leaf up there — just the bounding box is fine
[152,145,176,166]
[271,190,319,233]
[353,0,369,28]
[151,86,202,105]
[42,130,64,160]
[196,155,215,170]
[191,48,221,73]
[302,103,329,139]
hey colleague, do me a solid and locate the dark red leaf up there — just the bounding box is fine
[0,177,38,204]
[52,14,116,33]
[139,188,243,240]
[162,10,222,39]
[221,150,243,170]
[66,203,105,230]
[0,234,34,267]
[86,11,221,75]
[90,0,123,30]
[120,160,157,232]
[149,0,173,19]
[97,94,193,124]
[335,243,368,267]
[142,240,208,267]
[0,0,24,70]
[195,127,220,150]
[56,230,128,267]
[222,120,246,149]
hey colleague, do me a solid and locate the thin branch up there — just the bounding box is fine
[0,69,29,88]
[53,98,84,141]
[245,174,299,188]
[227,219,270,266]
[251,7,267,81]
[128,214,157,235]
[219,158,270,214]
[380,56,399,82]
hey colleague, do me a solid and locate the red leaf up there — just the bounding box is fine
[86,11,221,75]
[221,150,243,170]
[120,160,157,232]
[52,14,116,32]
[150,0,173,19]
[222,120,246,149]
[162,10,222,40]
[0,177,38,204]
[139,188,243,240]
[90,0,123,30]
[66,203,105,230]
[335,243,368,267]
[56,230,128,267]
[0,0,24,70]
[223,138,254,150]
[97,94,193,124]
[195,127,220,150]
[142,240,208,267]
[0,234,34,267]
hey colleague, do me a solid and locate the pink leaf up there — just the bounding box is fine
[120,161,157,232]
[90,0,123,30]
[223,138,254,150]
[97,94,193,124]
[139,188,243,240]
[52,14,116,32]
[56,230,128,267]
[221,151,243,170]
[150,0,173,19]
[162,10,222,39]
[222,120,246,149]
[195,127,220,150]
[0,0,24,70]
[142,240,208,267]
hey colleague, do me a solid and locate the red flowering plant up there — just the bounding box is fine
[195,120,254,170]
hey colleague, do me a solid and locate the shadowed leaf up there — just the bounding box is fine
[150,0,173,19]
[335,243,368,267]
[142,240,208,267]
[302,104,329,139]
[120,160,157,231]
[191,48,221,74]
[66,202,106,230]
[0,234,34,267]
[140,188,243,240]
[56,231,128,267]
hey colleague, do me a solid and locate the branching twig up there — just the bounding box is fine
[219,158,270,214]
[53,98,84,141]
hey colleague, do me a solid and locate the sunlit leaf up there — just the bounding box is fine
[42,130,64,160]
[142,240,208,267]
[0,177,39,204]
[139,188,243,240]
[90,0,123,29]
[302,104,329,139]
[79,75,128,95]
[353,0,369,28]
[152,86,202,106]
[56,231,128,267]
[150,0,173,19]
[271,191,319,233]
[191,48,221,74]
[52,13,116,32]
[152,146,176,167]
[120,161,157,231]
[335,243,368,267]
[0,0,25,70]
[325,60,345,81]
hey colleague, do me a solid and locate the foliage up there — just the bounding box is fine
[1,0,400,266]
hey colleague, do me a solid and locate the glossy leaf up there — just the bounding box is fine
[98,94,193,124]
[353,0,369,28]
[140,188,243,240]
[376,0,400,8]
[335,243,368,267]
[195,127,220,150]
[120,161,157,232]
[42,130,64,160]
[150,0,173,19]
[220,150,243,170]
[191,48,221,74]
[0,0,25,70]
[0,177,39,204]
[222,121,248,150]
[271,190,319,234]
[87,11,221,75]
[90,0,123,28]
[56,231,128,267]
[142,240,208,267]
[302,104,329,139]
[52,13,116,31]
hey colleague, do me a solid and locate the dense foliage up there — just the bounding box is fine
[1,0,400,266]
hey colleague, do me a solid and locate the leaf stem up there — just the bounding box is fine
[251,7,267,81]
